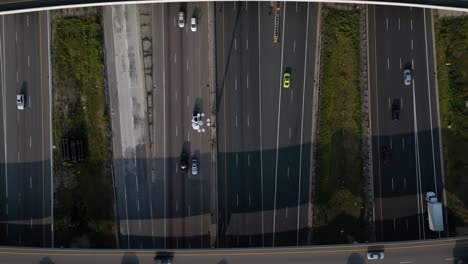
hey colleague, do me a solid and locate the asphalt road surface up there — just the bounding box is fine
[105,3,212,249]
[216,2,319,248]
[0,11,52,247]
[0,238,468,264]
[368,5,444,242]
[152,2,213,249]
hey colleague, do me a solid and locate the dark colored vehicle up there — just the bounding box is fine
[154,253,173,264]
[382,146,392,165]
[392,99,400,120]
[180,152,188,171]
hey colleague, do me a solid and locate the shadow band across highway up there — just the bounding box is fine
[0,159,52,247]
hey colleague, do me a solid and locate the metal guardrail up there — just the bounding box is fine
[273,3,280,43]
[0,0,467,15]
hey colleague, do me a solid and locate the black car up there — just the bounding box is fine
[154,253,173,264]
[382,146,392,165]
[392,99,400,120]
[180,152,188,171]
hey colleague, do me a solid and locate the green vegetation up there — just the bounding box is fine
[52,16,115,248]
[315,8,366,244]
[435,15,468,234]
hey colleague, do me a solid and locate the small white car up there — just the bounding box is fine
[178,11,185,28]
[367,252,384,260]
[404,68,412,86]
[190,17,197,32]
[16,94,25,110]
[191,158,198,176]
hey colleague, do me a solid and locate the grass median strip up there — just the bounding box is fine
[314,8,366,244]
[434,14,468,234]
[52,15,115,248]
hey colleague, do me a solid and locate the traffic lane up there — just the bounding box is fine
[17,11,34,247]
[370,5,418,241]
[218,0,238,247]
[224,1,244,246]
[232,1,261,247]
[166,2,207,247]
[147,3,169,248]
[238,1,263,247]
[372,5,424,241]
[227,2,247,247]
[410,8,443,219]
[0,15,11,244]
[21,11,45,247]
[369,3,381,241]
[196,3,213,249]
[150,4,168,249]
[189,1,212,248]
[165,1,187,248]
[34,10,52,248]
[185,1,211,248]
[214,1,228,247]
[258,1,282,247]
[296,2,318,246]
[423,9,443,200]
[274,1,312,246]
[408,8,443,239]
[3,13,22,246]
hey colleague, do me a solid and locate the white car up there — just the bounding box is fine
[191,158,198,176]
[178,11,185,28]
[16,94,25,110]
[367,252,384,260]
[190,17,197,32]
[404,68,412,86]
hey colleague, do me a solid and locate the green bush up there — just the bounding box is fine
[435,15,468,234]
[315,8,366,244]
[52,16,115,248]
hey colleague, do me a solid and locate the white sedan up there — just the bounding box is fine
[367,252,384,260]
[191,17,197,32]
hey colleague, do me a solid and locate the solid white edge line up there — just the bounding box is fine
[39,12,47,247]
[371,5,384,240]
[423,9,441,238]
[1,15,8,205]
[296,2,309,246]
[412,78,424,239]
[430,8,448,237]
[162,4,167,248]
[258,1,265,247]
[272,1,287,247]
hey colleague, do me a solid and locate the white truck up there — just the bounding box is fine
[426,192,444,232]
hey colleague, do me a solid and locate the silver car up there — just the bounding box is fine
[191,17,197,32]
[367,252,384,260]
[178,11,185,28]
[191,158,198,176]
[16,94,25,110]
[404,68,412,85]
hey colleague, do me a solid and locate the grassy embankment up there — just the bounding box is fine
[435,14,468,235]
[52,16,115,248]
[314,8,366,244]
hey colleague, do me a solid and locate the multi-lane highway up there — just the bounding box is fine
[1,238,468,263]
[369,5,444,242]
[105,2,213,249]
[216,1,319,248]
[152,2,213,249]
[0,11,52,247]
